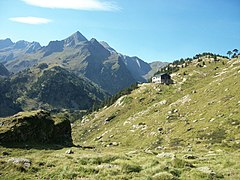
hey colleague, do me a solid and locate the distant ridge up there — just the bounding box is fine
[0,31,167,94]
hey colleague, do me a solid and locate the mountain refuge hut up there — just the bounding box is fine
[152,73,173,85]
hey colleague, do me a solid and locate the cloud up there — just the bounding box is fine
[22,0,120,11]
[9,17,52,24]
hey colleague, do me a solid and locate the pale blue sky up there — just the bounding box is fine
[0,0,239,62]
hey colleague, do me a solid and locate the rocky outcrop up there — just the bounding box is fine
[53,118,72,146]
[8,158,31,168]
[0,110,73,146]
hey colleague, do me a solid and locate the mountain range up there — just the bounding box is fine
[0,31,167,117]
[0,31,167,94]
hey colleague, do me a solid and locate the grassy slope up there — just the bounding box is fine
[0,56,240,179]
[73,56,240,150]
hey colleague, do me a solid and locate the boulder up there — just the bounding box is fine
[156,152,176,159]
[159,100,167,105]
[8,158,31,168]
[106,142,119,147]
[65,149,74,154]
[196,166,216,175]
[183,154,198,159]
[95,135,103,141]
[112,142,119,146]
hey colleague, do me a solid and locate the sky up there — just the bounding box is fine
[0,0,239,62]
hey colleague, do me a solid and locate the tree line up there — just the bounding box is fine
[153,52,232,76]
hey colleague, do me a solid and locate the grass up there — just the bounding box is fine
[1,145,239,179]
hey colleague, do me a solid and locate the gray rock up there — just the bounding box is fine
[65,149,74,154]
[106,142,119,147]
[196,166,216,176]
[97,164,119,169]
[192,90,197,93]
[95,135,103,141]
[159,100,167,105]
[126,150,138,156]
[183,154,198,159]
[8,158,31,168]
[156,152,176,159]
[144,149,155,154]
[155,146,165,150]
[209,118,215,122]
[173,109,178,113]
[111,142,119,146]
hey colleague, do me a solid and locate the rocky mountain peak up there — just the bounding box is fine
[90,38,108,50]
[64,31,88,47]
[88,38,110,56]
[0,38,14,49]
[13,40,30,49]
[25,41,41,53]
[42,40,64,57]
[89,38,98,44]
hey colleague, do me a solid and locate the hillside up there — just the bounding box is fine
[0,32,167,94]
[0,65,108,117]
[0,55,239,179]
[73,55,240,149]
[71,55,240,178]
[0,76,22,117]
